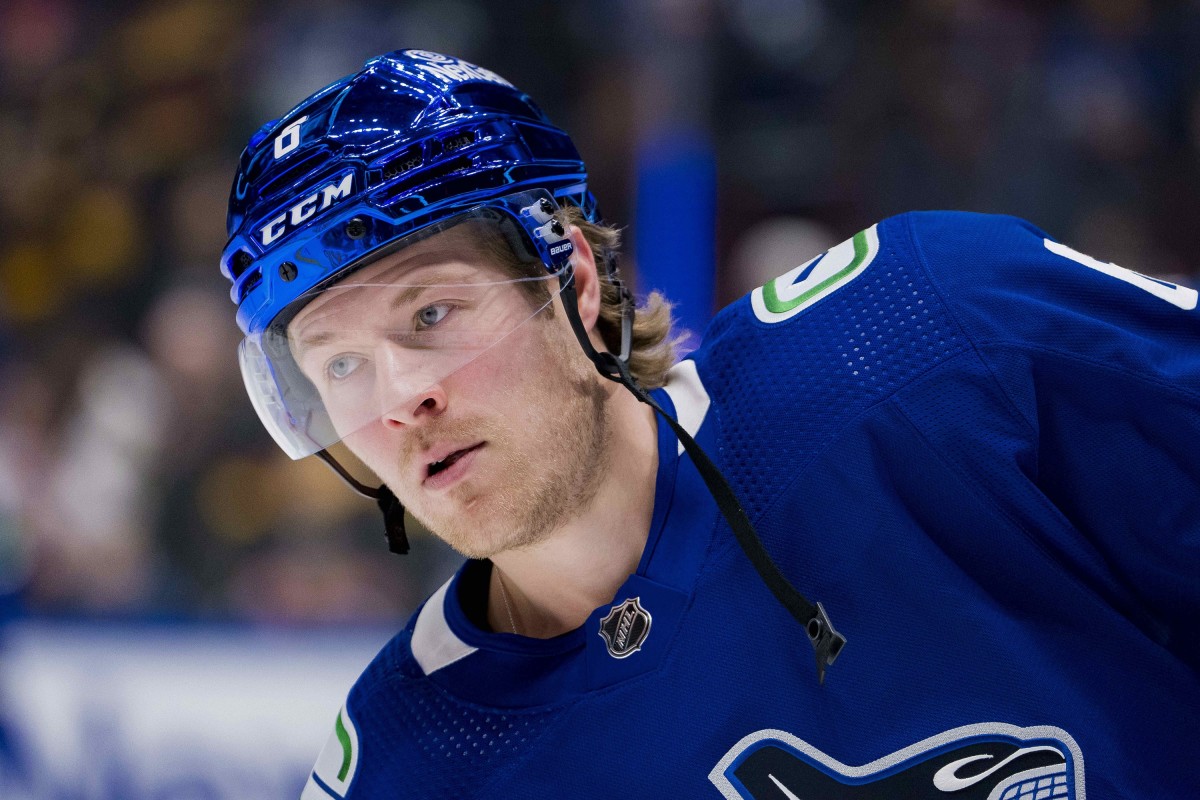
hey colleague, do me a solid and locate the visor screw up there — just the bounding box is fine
[345,218,367,240]
[550,219,565,237]
[539,198,554,215]
[279,261,298,281]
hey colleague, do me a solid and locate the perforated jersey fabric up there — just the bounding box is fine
[341,630,564,799]
[301,211,1200,800]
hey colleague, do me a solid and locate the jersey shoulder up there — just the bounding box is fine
[906,208,1197,319]
[689,212,974,522]
[688,207,1200,523]
[708,207,1197,387]
[300,585,567,800]
[300,620,423,799]
[739,210,1047,328]
[901,209,1200,383]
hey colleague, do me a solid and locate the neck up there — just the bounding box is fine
[488,382,658,638]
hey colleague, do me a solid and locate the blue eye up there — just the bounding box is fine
[327,354,364,381]
[417,304,451,327]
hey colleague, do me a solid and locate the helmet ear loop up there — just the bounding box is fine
[557,266,638,389]
[606,259,634,364]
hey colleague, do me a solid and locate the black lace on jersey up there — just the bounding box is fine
[556,269,846,684]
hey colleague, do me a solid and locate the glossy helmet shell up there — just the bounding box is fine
[220,49,598,337]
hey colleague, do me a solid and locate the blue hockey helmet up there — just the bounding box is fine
[220,49,620,460]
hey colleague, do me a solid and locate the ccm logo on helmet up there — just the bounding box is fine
[259,172,354,246]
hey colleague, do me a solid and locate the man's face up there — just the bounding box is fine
[288,223,611,558]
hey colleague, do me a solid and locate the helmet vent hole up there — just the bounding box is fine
[372,155,474,208]
[236,269,262,304]
[383,146,423,180]
[231,249,254,278]
[440,130,476,153]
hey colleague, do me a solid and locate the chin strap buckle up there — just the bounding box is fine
[806,602,846,685]
[314,449,410,555]
[376,484,410,555]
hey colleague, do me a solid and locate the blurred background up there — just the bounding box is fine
[2,0,1199,797]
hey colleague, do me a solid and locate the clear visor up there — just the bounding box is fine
[240,210,567,459]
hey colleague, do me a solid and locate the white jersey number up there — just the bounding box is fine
[275,115,309,159]
[1044,239,1198,311]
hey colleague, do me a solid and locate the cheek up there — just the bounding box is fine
[452,325,545,394]
[340,420,398,472]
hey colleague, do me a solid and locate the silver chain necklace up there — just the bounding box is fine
[495,568,519,635]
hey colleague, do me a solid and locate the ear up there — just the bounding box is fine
[566,223,603,335]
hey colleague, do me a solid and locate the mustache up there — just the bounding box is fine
[399,415,507,463]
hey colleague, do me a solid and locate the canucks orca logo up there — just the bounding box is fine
[710,723,1084,800]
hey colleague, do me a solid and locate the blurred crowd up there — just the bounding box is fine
[2,0,1198,625]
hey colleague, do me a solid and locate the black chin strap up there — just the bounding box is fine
[312,449,409,555]
[558,270,846,684]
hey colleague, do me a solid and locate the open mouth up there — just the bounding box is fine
[427,443,483,478]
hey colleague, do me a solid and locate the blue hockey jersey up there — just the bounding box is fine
[301,211,1200,800]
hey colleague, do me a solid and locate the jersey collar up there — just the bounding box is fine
[409,360,719,706]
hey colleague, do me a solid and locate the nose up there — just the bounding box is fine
[381,381,447,429]
[374,343,450,429]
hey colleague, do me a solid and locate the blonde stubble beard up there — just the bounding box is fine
[395,326,613,560]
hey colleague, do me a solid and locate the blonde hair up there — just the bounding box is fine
[478,204,683,389]
[554,205,681,390]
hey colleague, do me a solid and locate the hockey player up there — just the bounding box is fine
[221,50,1200,800]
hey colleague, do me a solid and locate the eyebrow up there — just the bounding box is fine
[291,267,468,354]
[294,330,335,352]
[390,281,437,311]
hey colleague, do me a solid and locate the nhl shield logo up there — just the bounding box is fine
[599,597,652,658]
